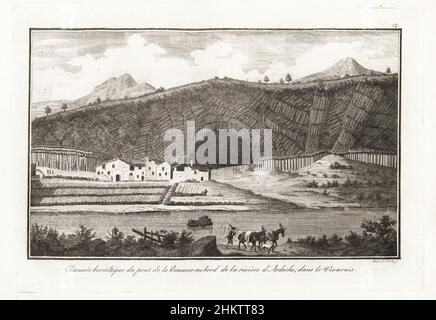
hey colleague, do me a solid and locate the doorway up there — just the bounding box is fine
[115,174,120,182]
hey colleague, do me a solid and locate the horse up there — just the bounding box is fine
[267,223,286,252]
[238,226,267,251]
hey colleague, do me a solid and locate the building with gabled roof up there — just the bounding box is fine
[96,157,172,182]
[172,164,210,182]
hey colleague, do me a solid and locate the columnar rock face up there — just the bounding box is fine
[31,146,101,171]
[31,75,398,164]
[332,83,385,153]
[305,91,329,152]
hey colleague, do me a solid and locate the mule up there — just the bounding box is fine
[238,226,267,251]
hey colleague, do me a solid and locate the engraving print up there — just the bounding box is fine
[29,29,400,258]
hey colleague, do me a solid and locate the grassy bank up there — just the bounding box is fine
[219,215,397,257]
[30,215,397,257]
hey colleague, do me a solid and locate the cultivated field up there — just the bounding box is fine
[31,179,171,206]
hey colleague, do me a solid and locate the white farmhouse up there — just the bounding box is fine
[95,159,128,182]
[96,157,173,182]
[95,156,210,183]
[156,161,172,180]
[96,158,141,182]
[172,164,210,182]
[142,156,156,180]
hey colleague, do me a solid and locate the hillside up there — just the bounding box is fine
[31,74,398,163]
[31,100,74,119]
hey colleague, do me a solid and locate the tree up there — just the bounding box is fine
[61,103,68,112]
[279,78,284,84]
[385,67,391,74]
[286,73,292,83]
[44,106,52,116]
[264,75,270,84]
[96,97,101,104]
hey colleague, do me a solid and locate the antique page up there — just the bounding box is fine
[1,0,435,299]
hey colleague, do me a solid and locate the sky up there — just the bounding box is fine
[31,29,400,102]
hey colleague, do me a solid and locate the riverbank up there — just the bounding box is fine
[212,154,397,209]
[29,214,397,257]
[30,203,253,214]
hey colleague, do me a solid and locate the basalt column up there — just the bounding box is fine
[332,83,384,153]
[305,90,329,153]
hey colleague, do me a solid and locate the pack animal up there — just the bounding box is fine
[238,226,267,251]
[267,223,286,252]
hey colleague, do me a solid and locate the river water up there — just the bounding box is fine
[30,206,397,245]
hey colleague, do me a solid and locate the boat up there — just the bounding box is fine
[187,215,213,227]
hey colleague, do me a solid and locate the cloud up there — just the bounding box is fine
[33,38,68,47]
[31,31,400,102]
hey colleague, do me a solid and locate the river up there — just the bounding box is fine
[30,206,397,245]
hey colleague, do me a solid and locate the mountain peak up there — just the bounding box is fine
[98,73,137,88]
[73,73,155,106]
[300,57,382,82]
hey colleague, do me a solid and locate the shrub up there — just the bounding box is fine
[322,189,329,196]
[162,231,179,248]
[361,215,396,242]
[342,177,358,188]
[345,231,364,248]
[296,216,397,256]
[327,234,343,247]
[331,174,340,179]
[178,230,194,248]
[329,162,352,170]
[315,234,329,249]
[67,225,96,250]
[323,173,328,178]
[307,180,318,188]
[30,224,64,256]
[105,227,125,255]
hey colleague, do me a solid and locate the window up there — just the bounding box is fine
[152,172,154,175]
[194,170,197,174]
[165,172,167,176]
[97,171,100,175]
[112,164,115,168]
[159,173,161,176]
[107,171,110,175]
[130,165,134,171]
[149,167,151,170]
[137,175,139,178]
[162,167,165,171]
[201,177,203,181]
[102,164,106,169]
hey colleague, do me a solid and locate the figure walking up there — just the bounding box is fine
[226,224,238,248]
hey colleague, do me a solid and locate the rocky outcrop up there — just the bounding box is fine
[332,83,385,153]
[32,75,398,162]
[188,236,221,256]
